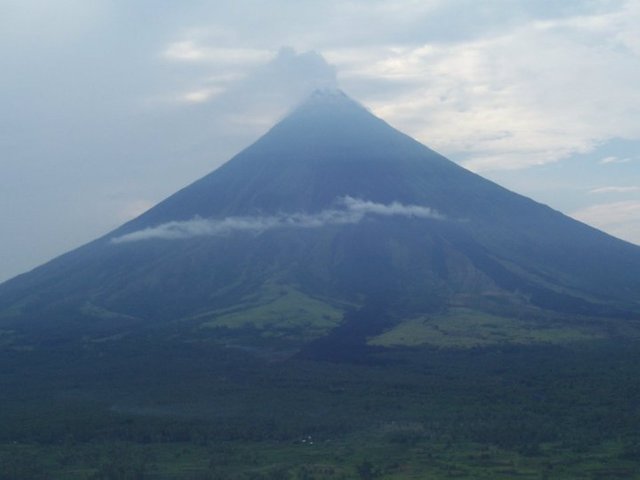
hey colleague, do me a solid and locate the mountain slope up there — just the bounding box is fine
[1,90,639,347]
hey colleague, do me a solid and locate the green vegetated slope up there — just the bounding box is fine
[195,282,349,344]
[368,307,634,349]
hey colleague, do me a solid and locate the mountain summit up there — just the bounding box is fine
[1,90,639,348]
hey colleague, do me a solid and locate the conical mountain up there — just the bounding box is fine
[1,89,639,348]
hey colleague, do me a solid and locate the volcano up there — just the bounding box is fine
[1,89,640,350]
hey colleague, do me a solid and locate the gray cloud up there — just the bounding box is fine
[2,1,640,281]
[111,197,443,243]
[0,46,336,282]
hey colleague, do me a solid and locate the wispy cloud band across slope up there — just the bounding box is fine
[111,197,442,243]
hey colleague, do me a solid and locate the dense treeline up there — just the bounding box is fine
[2,334,640,477]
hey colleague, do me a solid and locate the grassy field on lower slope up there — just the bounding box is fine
[368,308,621,349]
[190,283,349,344]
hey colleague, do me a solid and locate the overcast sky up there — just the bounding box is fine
[1,0,639,283]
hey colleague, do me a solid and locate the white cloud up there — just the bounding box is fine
[180,87,224,104]
[163,41,271,64]
[599,156,633,164]
[163,40,206,61]
[151,46,338,121]
[151,2,640,174]
[589,186,639,194]
[342,197,442,218]
[111,197,443,243]
[328,1,640,172]
[572,200,640,245]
